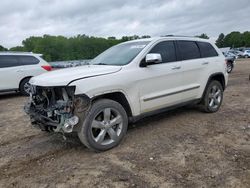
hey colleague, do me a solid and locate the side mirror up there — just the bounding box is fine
[145,53,162,64]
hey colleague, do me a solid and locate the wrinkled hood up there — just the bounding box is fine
[30,65,122,86]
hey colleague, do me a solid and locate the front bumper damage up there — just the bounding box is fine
[24,85,90,133]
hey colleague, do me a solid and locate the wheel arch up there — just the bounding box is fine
[207,73,226,89]
[91,91,133,118]
[201,72,226,100]
[19,76,32,90]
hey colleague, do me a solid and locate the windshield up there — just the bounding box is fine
[90,41,150,66]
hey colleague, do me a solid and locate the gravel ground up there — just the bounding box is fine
[0,59,249,188]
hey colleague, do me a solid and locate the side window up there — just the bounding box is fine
[0,56,19,68]
[177,41,200,60]
[197,42,218,58]
[18,55,40,65]
[149,41,176,63]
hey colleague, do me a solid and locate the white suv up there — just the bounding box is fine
[0,52,52,95]
[25,37,228,151]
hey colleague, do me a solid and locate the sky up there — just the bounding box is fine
[0,0,250,48]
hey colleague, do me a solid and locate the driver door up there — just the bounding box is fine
[137,41,183,113]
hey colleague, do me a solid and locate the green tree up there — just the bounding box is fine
[223,31,243,48]
[215,33,225,47]
[0,45,8,51]
[242,31,250,47]
[19,34,124,61]
[196,33,209,39]
[9,46,26,51]
[108,36,116,40]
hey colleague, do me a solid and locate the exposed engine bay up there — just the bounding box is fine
[24,85,90,133]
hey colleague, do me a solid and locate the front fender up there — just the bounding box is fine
[69,76,140,116]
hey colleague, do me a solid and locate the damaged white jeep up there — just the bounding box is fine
[25,37,228,151]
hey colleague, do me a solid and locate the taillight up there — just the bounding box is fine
[41,65,52,71]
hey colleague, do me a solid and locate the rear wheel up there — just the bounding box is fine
[200,80,223,113]
[227,62,233,73]
[19,78,31,96]
[245,55,249,58]
[77,99,128,151]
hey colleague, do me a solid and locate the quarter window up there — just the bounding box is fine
[149,41,176,63]
[177,41,200,60]
[197,42,218,58]
[18,56,40,65]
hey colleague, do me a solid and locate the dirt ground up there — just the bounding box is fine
[0,59,249,188]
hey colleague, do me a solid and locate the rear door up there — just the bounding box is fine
[0,55,21,90]
[176,40,219,101]
[176,40,204,101]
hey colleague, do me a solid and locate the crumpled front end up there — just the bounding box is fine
[24,85,90,133]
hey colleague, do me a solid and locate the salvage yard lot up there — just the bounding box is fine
[0,60,250,188]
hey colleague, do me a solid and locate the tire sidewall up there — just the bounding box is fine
[227,63,233,73]
[20,78,31,96]
[78,99,128,151]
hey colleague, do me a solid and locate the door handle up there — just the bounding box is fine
[202,62,209,65]
[172,66,181,70]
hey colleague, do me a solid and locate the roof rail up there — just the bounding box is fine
[0,51,33,54]
[162,35,198,38]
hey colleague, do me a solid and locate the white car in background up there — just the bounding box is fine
[0,52,52,95]
[243,50,250,58]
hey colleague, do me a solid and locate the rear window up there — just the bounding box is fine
[177,41,200,60]
[0,55,39,68]
[197,42,218,58]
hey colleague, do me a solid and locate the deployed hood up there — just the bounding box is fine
[30,65,122,86]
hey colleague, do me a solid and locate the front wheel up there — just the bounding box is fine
[77,99,128,151]
[200,80,223,113]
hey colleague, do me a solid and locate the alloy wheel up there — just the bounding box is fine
[227,64,232,73]
[91,107,123,145]
[208,85,222,109]
[23,82,31,94]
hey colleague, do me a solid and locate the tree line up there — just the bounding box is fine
[0,31,249,62]
[215,31,250,48]
[1,35,151,62]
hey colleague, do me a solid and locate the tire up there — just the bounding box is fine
[245,55,249,58]
[200,80,223,113]
[227,62,233,73]
[77,99,128,152]
[19,77,31,96]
